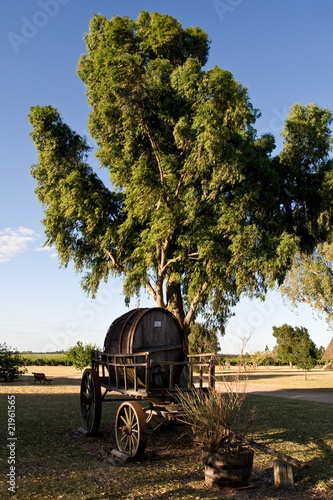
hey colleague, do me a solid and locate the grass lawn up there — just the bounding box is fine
[0,367,332,499]
[243,365,333,391]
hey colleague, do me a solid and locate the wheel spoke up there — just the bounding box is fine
[120,414,127,425]
[120,433,127,443]
[124,407,130,425]
[115,401,147,458]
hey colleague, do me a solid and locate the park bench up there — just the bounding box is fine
[32,372,53,385]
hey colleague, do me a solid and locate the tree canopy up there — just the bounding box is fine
[291,335,319,377]
[66,341,99,371]
[0,344,26,382]
[280,241,333,326]
[28,11,333,337]
[272,323,319,367]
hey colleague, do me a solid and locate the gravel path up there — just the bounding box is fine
[246,386,333,404]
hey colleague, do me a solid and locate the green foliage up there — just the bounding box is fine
[292,336,319,377]
[21,353,71,366]
[66,341,99,371]
[279,104,333,252]
[188,322,220,354]
[280,241,333,326]
[272,324,319,370]
[252,346,278,366]
[0,343,26,382]
[28,11,333,336]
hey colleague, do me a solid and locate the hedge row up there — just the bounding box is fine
[21,356,72,366]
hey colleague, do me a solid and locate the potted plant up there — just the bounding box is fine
[177,373,255,489]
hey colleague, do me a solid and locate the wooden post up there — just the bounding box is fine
[273,459,294,489]
[209,354,215,389]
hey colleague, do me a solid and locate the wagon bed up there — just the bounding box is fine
[91,349,215,398]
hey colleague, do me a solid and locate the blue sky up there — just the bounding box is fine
[1,0,333,354]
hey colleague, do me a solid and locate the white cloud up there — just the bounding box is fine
[35,245,53,252]
[0,227,39,263]
[35,244,57,258]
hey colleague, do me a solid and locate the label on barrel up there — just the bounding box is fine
[154,321,162,327]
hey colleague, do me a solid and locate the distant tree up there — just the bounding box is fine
[272,324,313,366]
[66,341,99,371]
[292,336,319,379]
[0,344,26,382]
[29,11,333,345]
[253,345,277,366]
[280,242,333,326]
[188,322,220,354]
[318,345,326,358]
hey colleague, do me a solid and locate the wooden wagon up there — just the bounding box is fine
[79,307,215,457]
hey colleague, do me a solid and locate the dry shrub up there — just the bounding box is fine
[177,371,255,453]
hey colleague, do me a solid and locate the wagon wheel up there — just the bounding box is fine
[115,401,148,457]
[80,368,102,435]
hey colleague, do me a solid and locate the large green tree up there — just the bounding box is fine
[280,241,333,325]
[28,11,333,339]
[272,324,319,367]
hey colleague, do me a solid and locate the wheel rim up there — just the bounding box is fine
[115,401,148,457]
[80,368,102,434]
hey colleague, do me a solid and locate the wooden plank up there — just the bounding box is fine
[134,365,138,392]
[209,361,215,389]
[199,366,203,388]
[136,344,184,353]
[169,365,174,389]
[124,365,128,391]
[273,459,294,489]
[111,449,131,462]
[188,364,193,388]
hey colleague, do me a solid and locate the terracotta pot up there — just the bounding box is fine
[203,448,254,488]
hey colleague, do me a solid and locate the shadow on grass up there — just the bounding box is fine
[243,395,333,486]
[1,393,333,498]
[0,374,81,387]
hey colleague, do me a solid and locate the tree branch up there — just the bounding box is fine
[175,171,188,198]
[161,256,181,275]
[184,281,209,326]
[142,121,167,193]
[145,280,158,303]
[105,249,123,273]
[287,286,333,319]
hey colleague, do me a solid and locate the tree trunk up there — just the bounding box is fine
[166,280,185,327]
[165,279,192,350]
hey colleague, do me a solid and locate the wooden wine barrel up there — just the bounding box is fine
[103,308,186,388]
